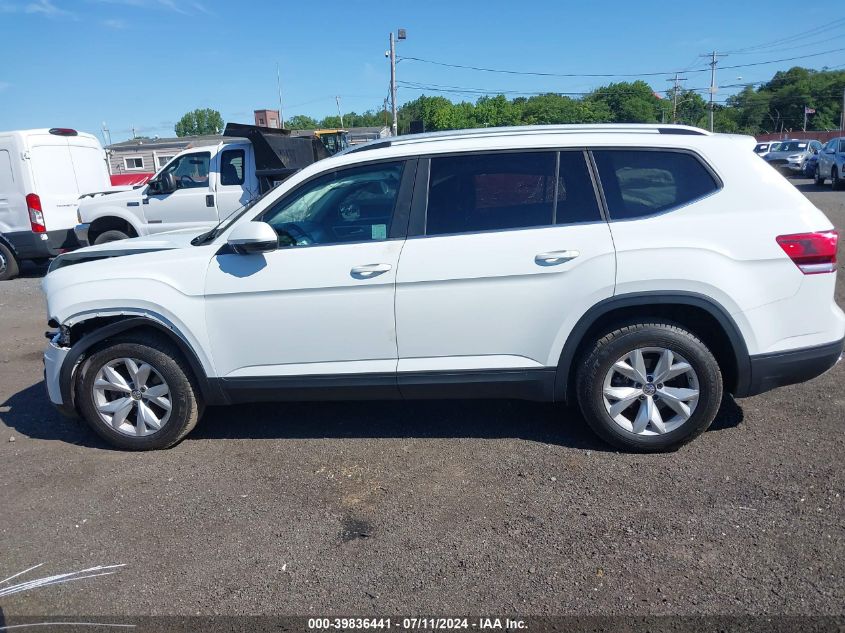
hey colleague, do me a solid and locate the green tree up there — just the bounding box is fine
[285,114,319,130]
[174,108,223,137]
[586,81,660,123]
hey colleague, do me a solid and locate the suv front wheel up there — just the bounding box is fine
[77,334,202,450]
[576,322,723,452]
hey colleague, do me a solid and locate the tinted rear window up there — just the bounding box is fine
[593,150,719,220]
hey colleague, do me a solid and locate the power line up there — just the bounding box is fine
[723,17,845,54]
[397,55,709,77]
[398,47,845,80]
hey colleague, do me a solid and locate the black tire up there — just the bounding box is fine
[77,334,202,450]
[575,322,723,453]
[832,167,842,191]
[0,242,20,281]
[814,167,825,186]
[93,229,130,245]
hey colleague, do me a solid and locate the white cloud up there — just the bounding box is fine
[24,0,73,17]
[101,17,126,28]
[90,0,210,14]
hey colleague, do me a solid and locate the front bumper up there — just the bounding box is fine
[43,337,77,417]
[74,223,91,248]
[741,337,844,397]
[4,229,79,260]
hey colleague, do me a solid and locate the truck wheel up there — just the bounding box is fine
[93,230,130,245]
[832,167,842,191]
[77,334,202,450]
[0,242,20,281]
[814,167,825,185]
[575,322,723,453]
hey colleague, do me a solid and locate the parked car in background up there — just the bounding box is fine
[0,128,111,281]
[42,124,844,453]
[763,139,822,175]
[815,137,845,190]
[754,141,781,155]
[803,152,819,178]
[75,124,329,246]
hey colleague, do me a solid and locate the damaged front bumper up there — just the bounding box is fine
[43,334,77,417]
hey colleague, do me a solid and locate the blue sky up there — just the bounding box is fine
[1,0,843,142]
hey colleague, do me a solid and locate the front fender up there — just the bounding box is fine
[79,204,145,235]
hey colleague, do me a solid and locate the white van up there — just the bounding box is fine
[0,128,111,280]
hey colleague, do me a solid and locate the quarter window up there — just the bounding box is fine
[261,161,404,246]
[220,149,245,186]
[593,150,719,220]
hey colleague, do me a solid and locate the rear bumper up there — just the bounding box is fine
[4,229,79,260]
[740,338,844,397]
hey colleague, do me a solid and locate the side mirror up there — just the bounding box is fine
[161,172,177,193]
[227,221,278,255]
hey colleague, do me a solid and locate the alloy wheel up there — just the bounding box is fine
[601,347,700,436]
[92,357,172,436]
[0,250,6,276]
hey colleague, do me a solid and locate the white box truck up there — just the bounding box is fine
[0,128,111,280]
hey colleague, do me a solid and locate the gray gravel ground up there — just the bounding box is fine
[0,179,843,619]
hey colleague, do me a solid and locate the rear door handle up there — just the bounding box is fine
[535,250,580,266]
[351,263,392,278]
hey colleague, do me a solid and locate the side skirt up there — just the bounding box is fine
[215,368,557,404]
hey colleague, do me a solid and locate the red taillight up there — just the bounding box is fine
[776,230,838,274]
[26,193,46,233]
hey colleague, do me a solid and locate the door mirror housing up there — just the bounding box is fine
[227,221,278,255]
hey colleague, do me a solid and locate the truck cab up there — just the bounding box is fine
[76,124,328,246]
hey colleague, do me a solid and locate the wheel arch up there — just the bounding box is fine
[555,292,751,403]
[60,315,227,411]
[86,211,141,242]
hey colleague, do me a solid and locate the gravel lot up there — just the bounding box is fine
[0,179,843,620]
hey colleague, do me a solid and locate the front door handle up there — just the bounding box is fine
[351,263,392,278]
[535,250,580,266]
[206,194,215,207]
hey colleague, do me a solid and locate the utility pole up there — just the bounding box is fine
[276,62,285,129]
[101,121,111,146]
[389,32,397,136]
[388,28,406,136]
[700,51,726,132]
[335,96,344,128]
[667,73,687,124]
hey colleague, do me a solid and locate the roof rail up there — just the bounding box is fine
[342,124,710,154]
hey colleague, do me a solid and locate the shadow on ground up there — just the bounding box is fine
[2,380,744,452]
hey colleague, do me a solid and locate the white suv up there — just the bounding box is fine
[42,124,844,452]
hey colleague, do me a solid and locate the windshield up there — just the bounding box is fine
[777,142,807,152]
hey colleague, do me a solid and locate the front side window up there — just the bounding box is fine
[220,149,245,186]
[160,152,210,189]
[593,150,719,220]
[426,152,557,235]
[261,161,404,246]
[839,140,845,153]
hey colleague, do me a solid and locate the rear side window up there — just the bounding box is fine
[220,149,245,186]
[425,151,600,236]
[593,150,719,220]
[427,152,556,235]
[555,151,602,225]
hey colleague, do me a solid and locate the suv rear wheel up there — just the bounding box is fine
[576,322,723,452]
[77,335,202,450]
